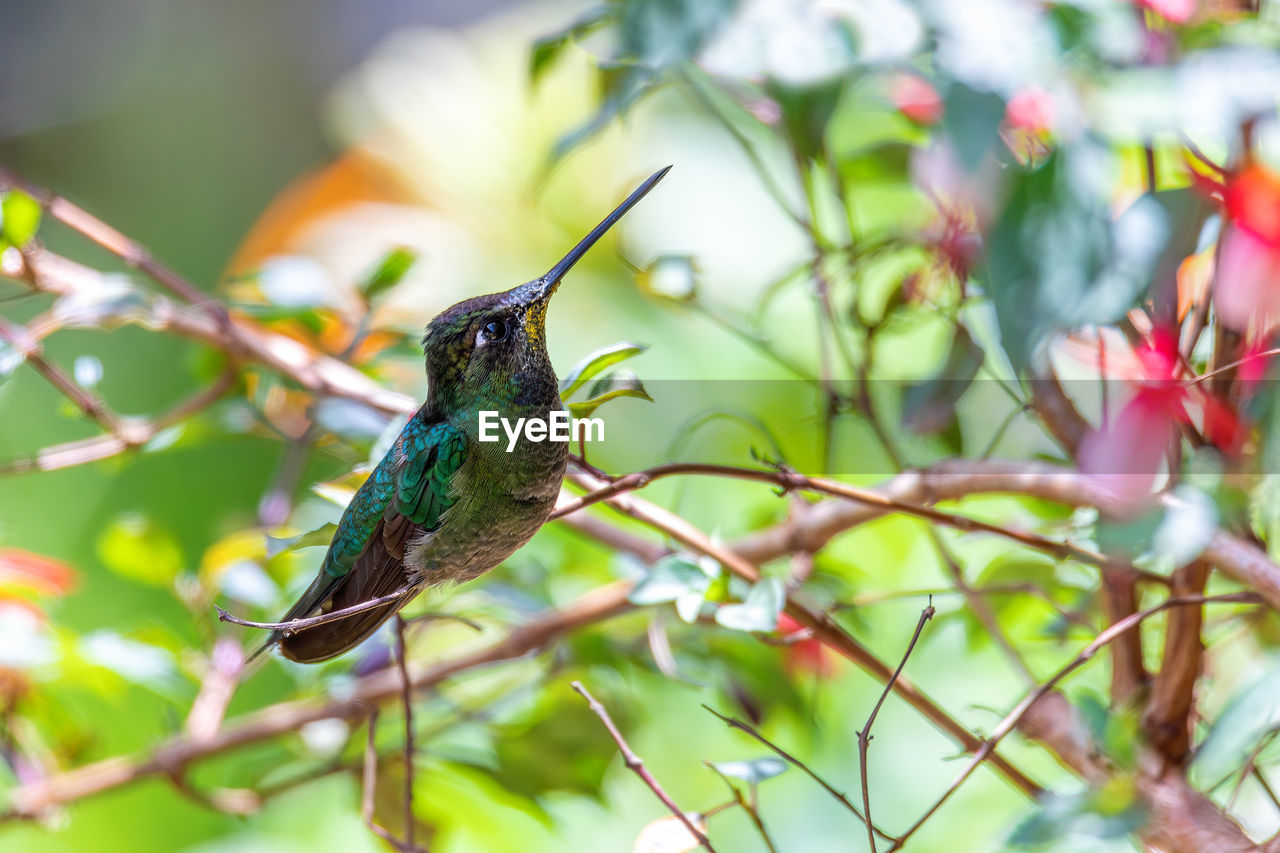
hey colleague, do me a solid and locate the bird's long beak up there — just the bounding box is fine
[532,165,672,303]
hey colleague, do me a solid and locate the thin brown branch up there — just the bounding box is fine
[214,586,414,634]
[858,602,935,853]
[727,459,1280,611]
[564,466,1043,798]
[1101,561,1146,703]
[571,681,716,852]
[3,581,636,819]
[0,366,235,476]
[0,166,228,323]
[554,462,1116,572]
[928,530,1033,683]
[887,592,1263,852]
[3,245,413,415]
[702,705,897,842]
[393,615,422,852]
[0,316,125,435]
[1144,560,1210,766]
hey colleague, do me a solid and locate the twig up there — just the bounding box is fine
[553,461,1115,571]
[214,586,414,634]
[2,580,638,820]
[927,530,1033,683]
[704,761,778,853]
[702,705,897,843]
[571,681,716,852]
[565,466,1042,797]
[0,366,235,476]
[393,615,421,852]
[887,592,1263,851]
[858,602,935,853]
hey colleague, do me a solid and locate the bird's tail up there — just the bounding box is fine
[248,569,346,663]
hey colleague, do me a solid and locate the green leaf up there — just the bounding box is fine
[629,556,710,605]
[715,578,784,632]
[96,514,184,586]
[568,370,653,418]
[1195,660,1280,781]
[984,146,1164,372]
[359,247,417,300]
[766,76,847,162]
[1008,777,1145,848]
[901,326,984,434]
[942,83,1006,171]
[709,757,788,786]
[1,190,42,247]
[560,341,647,399]
[266,522,338,559]
[530,7,611,86]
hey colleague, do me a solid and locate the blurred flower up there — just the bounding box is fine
[1005,87,1053,135]
[889,73,943,125]
[1077,329,1244,508]
[1136,0,1197,24]
[1215,165,1280,333]
[0,549,76,703]
[776,613,833,677]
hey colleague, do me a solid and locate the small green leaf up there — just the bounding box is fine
[709,757,788,786]
[360,247,417,300]
[1,190,42,247]
[266,522,338,559]
[629,556,710,605]
[715,578,784,632]
[560,341,647,400]
[568,370,653,418]
[1195,661,1280,781]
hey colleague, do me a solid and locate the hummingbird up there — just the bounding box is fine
[252,166,670,663]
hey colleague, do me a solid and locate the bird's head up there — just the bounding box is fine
[422,166,669,410]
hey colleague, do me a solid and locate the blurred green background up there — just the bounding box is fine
[3,0,1280,851]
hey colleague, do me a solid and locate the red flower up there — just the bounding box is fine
[1078,329,1244,507]
[777,614,834,678]
[1216,166,1280,333]
[890,74,943,126]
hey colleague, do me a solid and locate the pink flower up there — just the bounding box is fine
[890,74,943,126]
[1079,330,1244,508]
[1215,166,1280,333]
[1005,88,1054,135]
[1136,0,1196,23]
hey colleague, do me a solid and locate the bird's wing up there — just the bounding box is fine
[262,416,467,663]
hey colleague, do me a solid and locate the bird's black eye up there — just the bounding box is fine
[479,318,508,344]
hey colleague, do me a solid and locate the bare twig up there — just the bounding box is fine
[702,706,897,842]
[888,592,1263,851]
[214,586,415,635]
[4,581,637,819]
[565,466,1042,797]
[858,602,935,853]
[571,681,716,852]
[553,462,1117,572]
[393,615,422,852]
